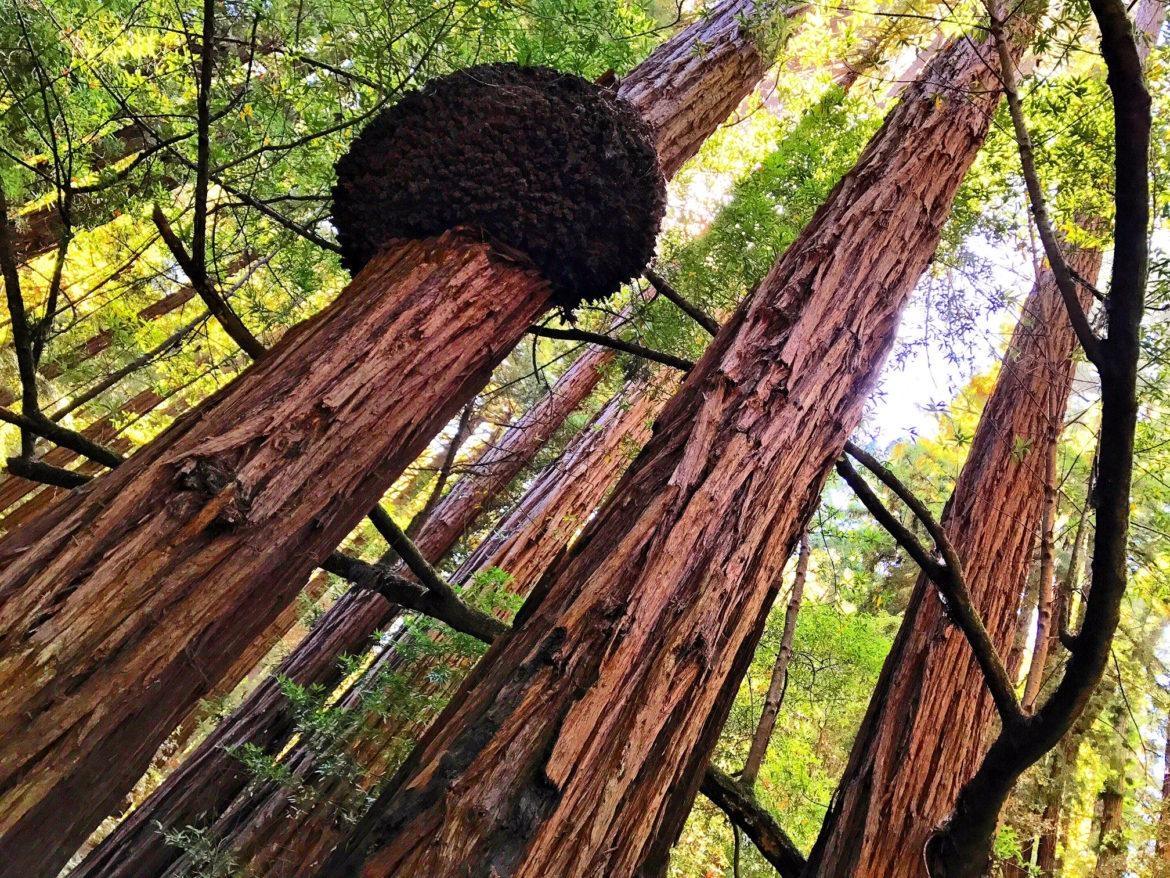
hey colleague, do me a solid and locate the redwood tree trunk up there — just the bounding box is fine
[803,247,1100,878]
[324,22,1030,877]
[170,374,672,878]
[0,1,785,867]
[0,232,551,877]
[805,3,1163,869]
[73,349,624,878]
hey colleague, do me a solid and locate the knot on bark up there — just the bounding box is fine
[331,63,666,311]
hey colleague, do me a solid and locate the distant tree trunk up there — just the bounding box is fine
[1091,703,1130,878]
[1155,709,1170,863]
[804,244,1099,878]
[324,19,1033,877]
[1023,447,1059,711]
[741,530,810,788]
[162,374,671,878]
[1035,722,1087,876]
[0,2,782,869]
[72,350,631,878]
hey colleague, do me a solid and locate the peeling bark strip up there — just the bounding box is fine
[186,375,670,878]
[328,22,1029,878]
[0,233,552,877]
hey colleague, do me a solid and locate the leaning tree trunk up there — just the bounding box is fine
[322,17,1036,877]
[803,2,1164,870]
[0,0,787,868]
[167,373,673,878]
[73,348,627,878]
[801,233,1100,878]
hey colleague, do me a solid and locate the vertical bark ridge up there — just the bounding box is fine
[179,374,671,878]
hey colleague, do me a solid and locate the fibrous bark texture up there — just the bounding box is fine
[326,22,1026,878]
[333,64,664,308]
[163,375,670,878]
[616,0,776,178]
[803,213,1101,878]
[0,232,551,878]
[72,345,620,878]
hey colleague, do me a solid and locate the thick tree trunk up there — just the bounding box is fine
[741,530,809,787]
[72,350,627,878]
[324,22,1027,878]
[160,374,670,878]
[0,232,551,877]
[803,248,1100,878]
[1,1,785,866]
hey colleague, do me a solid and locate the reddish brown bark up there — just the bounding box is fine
[72,371,664,878]
[324,22,1026,877]
[0,232,552,877]
[63,8,783,868]
[165,375,671,878]
[803,205,1102,878]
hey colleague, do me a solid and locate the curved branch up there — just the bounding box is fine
[528,325,694,372]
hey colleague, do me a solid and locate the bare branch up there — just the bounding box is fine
[152,205,267,359]
[837,448,1023,728]
[528,324,694,372]
[700,767,806,878]
[321,549,508,644]
[645,267,720,336]
[989,14,1103,367]
[5,456,92,488]
[0,407,123,469]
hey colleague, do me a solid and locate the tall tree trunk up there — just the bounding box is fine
[741,530,810,788]
[0,233,553,877]
[803,237,1100,878]
[324,19,1034,877]
[163,374,672,878]
[1035,721,1087,877]
[1023,446,1059,711]
[0,2,783,868]
[72,355,637,878]
[805,4,1163,871]
[1091,702,1130,878]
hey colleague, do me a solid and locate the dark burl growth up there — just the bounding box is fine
[331,64,665,310]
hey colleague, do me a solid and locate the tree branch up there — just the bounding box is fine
[700,767,806,878]
[989,14,1103,367]
[0,406,123,469]
[645,267,720,336]
[321,550,508,644]
[152,205,267,359]
[5,456,92,488]
[528,325,694,372]
[837,446,1023,728]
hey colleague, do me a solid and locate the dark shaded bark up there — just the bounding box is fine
[325,20,1026,877]
[701,767,806,878]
